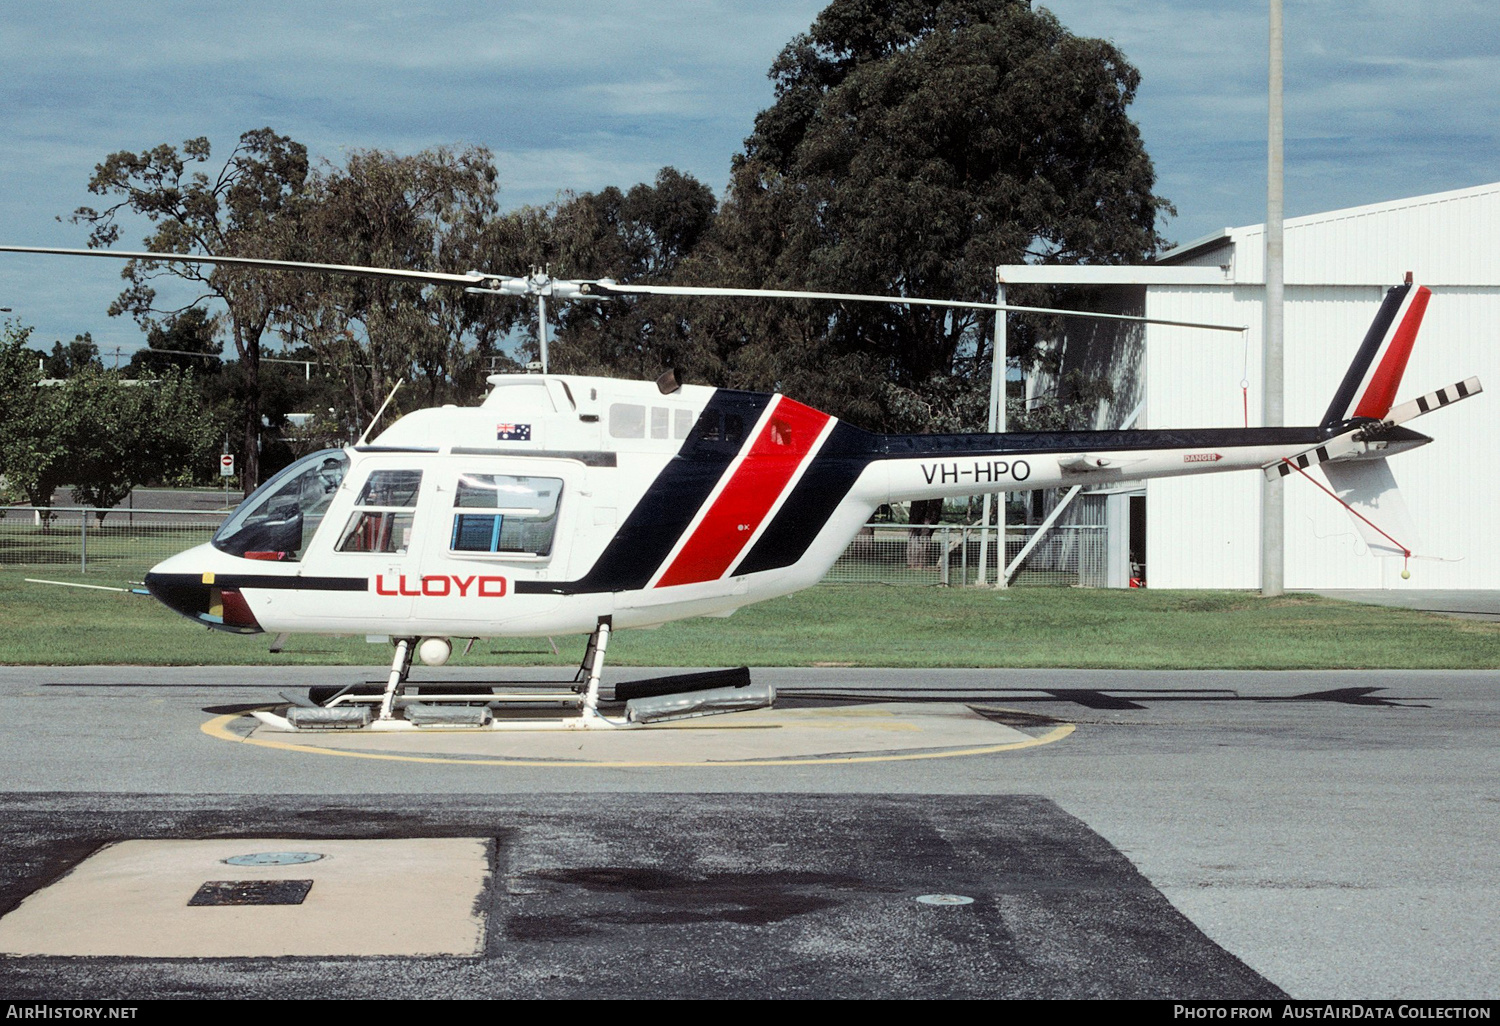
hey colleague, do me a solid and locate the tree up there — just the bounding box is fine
[544,168,718,378]
[281,146,502,420]
[700,0,1171,431]
[70,128,310,493]
[0,322,65,511]
[0,318,217,514]
[39,333,103,379]
[127,307,222,377]
[62,368,217,517]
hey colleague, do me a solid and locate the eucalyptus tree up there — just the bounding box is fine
[543,167,719,379]
[70,128,310,492]
[701,0,1172,430]
[127,307,223,377]
[281,146,503,420]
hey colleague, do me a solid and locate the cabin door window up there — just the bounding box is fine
[336,469,423,554]
[449,474,563,557]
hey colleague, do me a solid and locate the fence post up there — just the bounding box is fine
[80,511,87,574]
[960,527,969,586]
[940,527,950,587]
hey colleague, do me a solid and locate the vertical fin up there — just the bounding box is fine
[1322,281,1430,426]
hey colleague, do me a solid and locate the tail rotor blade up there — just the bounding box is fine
[1382,377,1483,426]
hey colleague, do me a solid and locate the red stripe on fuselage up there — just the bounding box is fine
[1353,286,1430,420]
[655,398,830,587]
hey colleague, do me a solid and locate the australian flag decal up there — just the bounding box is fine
[497,423,532,441]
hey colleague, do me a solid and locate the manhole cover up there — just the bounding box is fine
[188,879,314,906]
[223,851,324,867]
[914,893,974,906]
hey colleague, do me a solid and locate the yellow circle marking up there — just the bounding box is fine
[201,709,1075,768]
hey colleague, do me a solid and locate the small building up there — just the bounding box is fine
[996,181,1500,590]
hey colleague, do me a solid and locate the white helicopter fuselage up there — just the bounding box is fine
[3,246,1448,650]
[145,370,1395,641]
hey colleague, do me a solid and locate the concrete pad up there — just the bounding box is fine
[1313,589,1500,621]
[0,837,489,957]
[240,701,1060,764]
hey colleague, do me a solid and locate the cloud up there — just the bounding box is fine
[6,0,1500,348]
[1042,0,1500,243]
[0,0,826,349]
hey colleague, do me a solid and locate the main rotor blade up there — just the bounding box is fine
[2,244,1246,333]
[0,245,490,288]
[584,281,1248,333]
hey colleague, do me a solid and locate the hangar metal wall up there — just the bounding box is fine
[1002,181,1500,590]
[1144,284,1500,590]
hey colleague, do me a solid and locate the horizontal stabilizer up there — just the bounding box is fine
[1264,434,1363,480]
[1265,424,1432,481]
[1383,376,1482,426]
[1319,458,1420,558]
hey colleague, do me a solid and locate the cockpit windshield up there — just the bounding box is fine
[212,449,349,561]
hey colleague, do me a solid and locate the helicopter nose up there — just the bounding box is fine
[144,561,263,635]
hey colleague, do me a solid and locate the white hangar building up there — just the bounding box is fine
[996,181,1500,590]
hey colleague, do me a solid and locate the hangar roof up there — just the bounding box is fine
[998,181,1500,288]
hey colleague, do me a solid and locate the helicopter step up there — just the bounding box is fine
[250,619,774,732]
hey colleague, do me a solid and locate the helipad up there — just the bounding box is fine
[204,701,1075,767]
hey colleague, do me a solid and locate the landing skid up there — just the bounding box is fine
[251,619,773,732]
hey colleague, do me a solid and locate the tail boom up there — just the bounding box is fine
[873,426,1328,504]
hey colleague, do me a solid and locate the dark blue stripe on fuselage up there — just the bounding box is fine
[145,571,367,592]
[515,389,770,596]
[512,399,1352,595]
[732,421,878,576]
[731,424,1331,577]
[881,425,1327,457]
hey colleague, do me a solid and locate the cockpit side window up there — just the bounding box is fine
[355,469,422,507]
[211,449,349,561]
[450,473,562,557]
[337,469,423,554]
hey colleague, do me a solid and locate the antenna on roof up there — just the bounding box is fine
[357,378,404,446]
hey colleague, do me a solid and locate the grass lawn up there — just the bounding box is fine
[3,573,1498,668]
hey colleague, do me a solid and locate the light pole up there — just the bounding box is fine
[976,272,1007,587]
[1262,0,1285,597]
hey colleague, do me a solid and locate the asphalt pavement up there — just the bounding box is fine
[0,665,1495,999]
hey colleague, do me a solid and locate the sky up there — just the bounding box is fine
[3,0,1498,357]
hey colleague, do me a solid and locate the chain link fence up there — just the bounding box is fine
[0,507,225,579]
[824,523,1108,587]
[2,508,1110,588]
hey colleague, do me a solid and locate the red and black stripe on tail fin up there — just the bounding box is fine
[1321,279,1431,427]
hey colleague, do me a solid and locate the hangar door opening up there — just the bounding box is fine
[1106,489,1146,588]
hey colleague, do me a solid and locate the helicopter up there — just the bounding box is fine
[0,246,1482,731]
